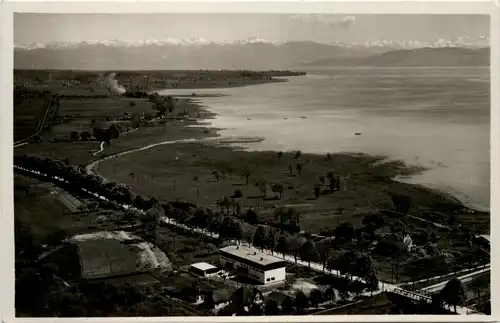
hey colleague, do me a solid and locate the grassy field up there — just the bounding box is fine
[14,174,134,246]
[14,69,302,93]
[96,141,486,232]
[14,95,50,142]
[13,69,490,315]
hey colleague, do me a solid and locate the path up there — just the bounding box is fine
[422,267,490,293]
[398,264,490,287]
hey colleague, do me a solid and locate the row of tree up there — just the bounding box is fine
[15,154,378,292]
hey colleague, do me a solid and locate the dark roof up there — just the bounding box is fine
[231,286,264,306]
[76,239,138,279]
[265,291,289,303]
[212,290,232,303]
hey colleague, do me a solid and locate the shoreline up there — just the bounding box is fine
[174,93,490,214]
[84,96,488,226]
[14,79,488,219]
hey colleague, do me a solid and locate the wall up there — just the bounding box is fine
[263,267,286,284]
[220,255,285,285]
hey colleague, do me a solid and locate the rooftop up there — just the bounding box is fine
[220,245,284,267]
[190,262,217,271]
[478,234,490,242]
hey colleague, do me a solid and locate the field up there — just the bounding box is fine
[14,95,51,142]
[14,69,303,93]
[95,141,489,232]
[13,69,490,316]
[14,174,134,247]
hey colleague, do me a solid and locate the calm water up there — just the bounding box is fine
[160,67,490,211]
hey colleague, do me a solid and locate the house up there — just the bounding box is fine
[473,234,490,251]
[200,289,232,310]
[402,234,414,251]
[189,262,220,277]
[219,245,286,285]
[217,286,264,316]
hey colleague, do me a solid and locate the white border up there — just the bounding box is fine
[1,2,498,323]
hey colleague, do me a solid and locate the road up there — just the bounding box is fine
[422,267,490,293]
[398,264,490,288]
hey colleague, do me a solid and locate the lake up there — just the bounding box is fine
[160,67,490,211]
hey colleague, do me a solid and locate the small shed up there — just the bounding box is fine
[189,262,220,277]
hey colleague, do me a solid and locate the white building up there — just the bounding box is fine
[219,245,286,285]
[189,262,220,277]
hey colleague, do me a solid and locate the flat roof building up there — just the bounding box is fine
[189,262,220,277]
[219,245,286,285]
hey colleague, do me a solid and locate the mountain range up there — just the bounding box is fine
[14,38,490,70]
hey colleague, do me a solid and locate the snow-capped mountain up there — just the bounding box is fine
[14,37,490,70]
[14,38,287,50]
[14,36,489,51]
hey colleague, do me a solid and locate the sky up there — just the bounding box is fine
[14,13,489,45]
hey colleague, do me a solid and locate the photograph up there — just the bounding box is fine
[11,10,491,317]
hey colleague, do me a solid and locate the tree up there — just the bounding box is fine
[245,208,259,225]
[323,286,336,304]
[439,277,467,313]
[45,229,67,246]
[221,196,231,214]
[313,184,321,199]
[224,218,245,243]
[232,189,243,199]
[265,299,280,315]
[326,171,340,193]
[253,225,269,251]
[281,296,294,314]
[391,194,412,215]
[272,183,285,199]
[309,288,323,308]
[80,131,92,141]
[275,236,290,258]
[470,275,489,305]
[294,291,309,314]
[333,222,356,243]
[355,254,377,281]
[107,124,121,139]
[390,220,407,236]
[338,290,350,302]
[255,179,268,198]
[241,166,256,185]
[288,236,307,263]
[318,243,331,272]
[447,213,458,228]
[362,213,385,239]
[212,170,222,182]
[299,240,320,268]
[193,207,210,229]
[70,131,79,141]
[366,272,379,296]
[284,275,297,290]
[412,229,431,245]
[267,228,279,254]
[296,164,303,176]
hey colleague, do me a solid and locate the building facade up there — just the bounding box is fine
[219,245,286,285]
